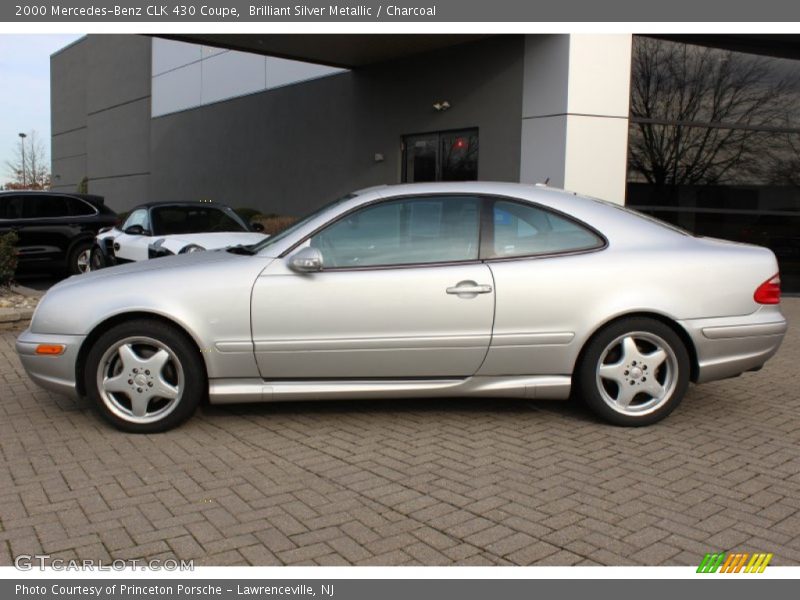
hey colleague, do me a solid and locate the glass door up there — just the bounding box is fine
[402,129,479,183]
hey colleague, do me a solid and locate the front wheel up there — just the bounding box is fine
[575,317,690,426]
[89,245,107,271]
[84,319,205,432]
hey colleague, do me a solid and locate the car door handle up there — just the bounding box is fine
[446,281,493,295]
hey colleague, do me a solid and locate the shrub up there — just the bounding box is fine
[234,207,299,235]
[255,215,299,235]
[233,207,262,223]
[0,231,19,289]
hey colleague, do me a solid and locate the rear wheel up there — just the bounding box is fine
[575,317,690,426]
[67,241,93,275]
[84,319,205,433]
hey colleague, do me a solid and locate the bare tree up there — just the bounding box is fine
[628,37,799,186]
[4,130,50,190]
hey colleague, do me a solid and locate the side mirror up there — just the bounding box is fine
[250,221,265,232]
[288,247,323,273]
[124,225,147,236]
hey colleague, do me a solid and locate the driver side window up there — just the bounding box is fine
[309,195,480,268]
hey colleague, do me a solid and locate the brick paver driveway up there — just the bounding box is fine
[1,301,799,566]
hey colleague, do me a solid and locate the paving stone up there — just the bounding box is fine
[0,299,798,565]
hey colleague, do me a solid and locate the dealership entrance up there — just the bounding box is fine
[402,129,479,183]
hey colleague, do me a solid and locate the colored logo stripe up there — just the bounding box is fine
[745,553,773,573]
[697,552,773,573]
[697,553,725,573]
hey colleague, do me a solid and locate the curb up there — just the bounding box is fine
[0,307,34,330]
[0,285,41,330]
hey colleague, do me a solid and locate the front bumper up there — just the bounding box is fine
[680,305,788,384]
[15,329,85,398]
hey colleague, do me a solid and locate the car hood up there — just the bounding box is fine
[55,250,241,290]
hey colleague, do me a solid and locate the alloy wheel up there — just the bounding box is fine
[595,331,679,417]
[95,336,185,425]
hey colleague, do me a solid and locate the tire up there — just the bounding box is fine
[575,317,690,426]
[67,240,93,275]
[89,245,107,271]
[84,319,205,433]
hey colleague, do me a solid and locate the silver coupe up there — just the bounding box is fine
[16,182,787,432]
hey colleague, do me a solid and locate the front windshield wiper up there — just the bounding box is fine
[226,244,256,255]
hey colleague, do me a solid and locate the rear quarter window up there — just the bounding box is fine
[64,197,97,216]
[491,200,604,258]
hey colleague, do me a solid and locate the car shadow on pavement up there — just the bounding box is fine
[201,395,597,424]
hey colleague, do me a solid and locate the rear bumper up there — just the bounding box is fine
[15,329,84,398]
[680,305,788,384]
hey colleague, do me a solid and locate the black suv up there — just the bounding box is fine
[0,191,118,275]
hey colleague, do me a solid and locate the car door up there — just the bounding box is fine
[478,198,607,376]
[113,208,153,262]
[251,194,494,379]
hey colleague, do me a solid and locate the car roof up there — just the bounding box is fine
[0,190,106,205]
[357,182,690,247]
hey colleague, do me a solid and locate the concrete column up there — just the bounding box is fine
[520,34,632,204]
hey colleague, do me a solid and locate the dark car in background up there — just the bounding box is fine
[0,191,118,276]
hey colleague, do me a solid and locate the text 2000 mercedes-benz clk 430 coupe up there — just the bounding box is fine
[16,182,787,432]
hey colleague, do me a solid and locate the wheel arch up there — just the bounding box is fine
[65,233,95,258]
[75,311,208,397]
[573,311,700,384]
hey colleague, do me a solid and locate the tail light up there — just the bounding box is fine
[754,273,781,304]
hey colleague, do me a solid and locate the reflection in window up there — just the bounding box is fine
[402,130,479,183]
[627,36,800,292]
[310,196,480,268]
[492,201,602,258]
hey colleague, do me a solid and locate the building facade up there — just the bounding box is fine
[50,34,800,291]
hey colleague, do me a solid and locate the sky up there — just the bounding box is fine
[0,34,84,182]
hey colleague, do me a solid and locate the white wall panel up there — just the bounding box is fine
[152,38,201,76]
[266,57,346,90]
[567,35,632,118]
[564,115,630,203]
[151,62,201,116]
[202,51,266,105]
[152,39,348,118]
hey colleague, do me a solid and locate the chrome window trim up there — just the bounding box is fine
[279,192,608,272]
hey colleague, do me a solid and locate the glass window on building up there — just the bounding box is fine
[402,129,479,183]
[626,36,800,293]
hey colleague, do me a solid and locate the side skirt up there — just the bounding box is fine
[208,375,572,405]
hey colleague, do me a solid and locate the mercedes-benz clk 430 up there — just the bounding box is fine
[16,182,787,432]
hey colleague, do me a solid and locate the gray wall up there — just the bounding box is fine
[53,35,524,215]
[50,37,88,192]
[51,35,152,209]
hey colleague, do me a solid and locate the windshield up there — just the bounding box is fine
[151,206,248,235]
[249,194,357,253]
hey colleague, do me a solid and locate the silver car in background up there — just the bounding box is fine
[16,182,787,432]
